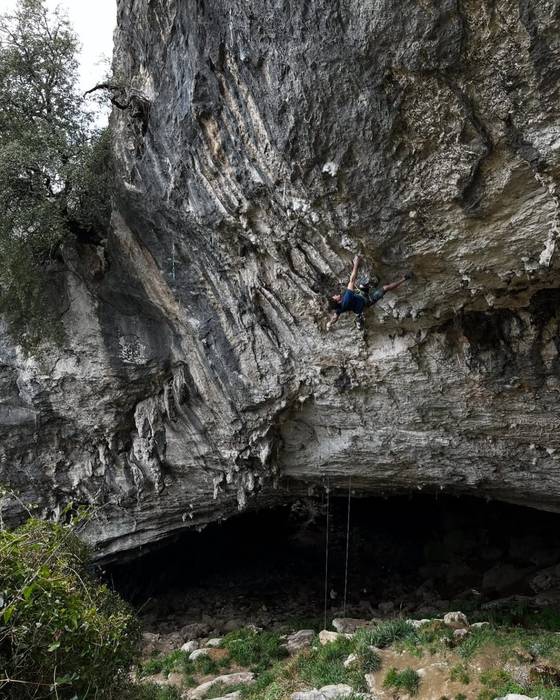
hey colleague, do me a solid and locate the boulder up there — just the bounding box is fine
[318,630,351,645]
[167,672,184,688]
[206,637,223,647]
[332,618,373,634]
[181,640,199,653]
[482,564,532,594]
[407,618,435,629]
[530,564,560,593]
[141,631,160,657]
[377,601,395,615]
[189,648,210,661]
[223,619,245,632]
[291,685,357,699]
[181,623,210,640]
[453,628,469,641]
[529,663,560,686]
[187,672,254,699]
[443,611,469,629]
[286,629,315,654]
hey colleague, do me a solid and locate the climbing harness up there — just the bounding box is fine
[343,475,352,616]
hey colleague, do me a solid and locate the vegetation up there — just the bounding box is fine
[124,686,181,700]
[355,618,417,648]
[449,662,470,684]
[131,615,560,699]
[0,0,113,352]
[222,628,288,673]
[383,667,421,695]
[0,516,139,699]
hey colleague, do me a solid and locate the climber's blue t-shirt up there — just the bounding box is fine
[336,288,384,316]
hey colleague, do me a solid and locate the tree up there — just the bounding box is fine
[0,0,112,352]
[0,515,140,699]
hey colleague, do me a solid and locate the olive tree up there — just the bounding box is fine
[0,0,112,352]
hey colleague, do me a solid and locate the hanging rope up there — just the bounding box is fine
[343,475,352,617]
[323,478,330,630]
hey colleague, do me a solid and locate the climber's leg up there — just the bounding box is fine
[347,255,362,291]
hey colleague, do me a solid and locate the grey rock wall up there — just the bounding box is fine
[2,0,560,558]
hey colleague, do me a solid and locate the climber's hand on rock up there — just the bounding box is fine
[404,271,413,281]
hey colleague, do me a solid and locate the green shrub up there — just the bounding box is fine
[202,682,249,699]
[0,517,140,699]
[450,663,470,684]
[477,669,525,700]
[383,667,421,695]
[358,646,382,673]
[222,628,287,673]
[141,650,194,678]
[355,619,416,649]
[296,636,362,689]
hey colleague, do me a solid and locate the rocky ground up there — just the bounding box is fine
[109,499,560,699]
[134,611,560,699]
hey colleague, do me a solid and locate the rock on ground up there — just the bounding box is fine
[292,685,362,700]
[443,611,469,629]
[285,629,316,654]
[189,648,210,661]
[187,672,254,699]
[319,630,346,645]
[332,618,375,634]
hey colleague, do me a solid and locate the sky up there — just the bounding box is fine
[0,0,117,92]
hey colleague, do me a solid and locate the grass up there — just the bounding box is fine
[383,667,421,695]
[222,628,287,673]
[141,650,191,677]
[139,648,228,686]
[354,619,417,649]
[296,636,356,687]
[128,685,182,700]
[136,616,560,700]
[201,682,248,699]
[454,622,560,665]
[477,668,526,700]
[449,663,470,684]
[358,646,382,673]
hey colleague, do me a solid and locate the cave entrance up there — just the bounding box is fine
[107,495,560,634]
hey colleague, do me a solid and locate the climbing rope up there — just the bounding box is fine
[323,478,330,630]
[343,475,352,616]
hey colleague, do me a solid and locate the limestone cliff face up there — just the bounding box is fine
[2,0,560,558]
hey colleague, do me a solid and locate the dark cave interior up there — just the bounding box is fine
[106,494,560,633]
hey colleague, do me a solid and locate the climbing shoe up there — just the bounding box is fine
[356,313,365,331]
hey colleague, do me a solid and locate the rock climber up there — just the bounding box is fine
[327,255,411,331]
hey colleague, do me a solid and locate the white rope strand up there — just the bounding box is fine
[343,475,352,616]
[323,478,330,630]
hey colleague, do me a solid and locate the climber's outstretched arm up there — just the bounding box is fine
[383,272,412,294]
[347,255,362,291]
[326,313,339,331]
